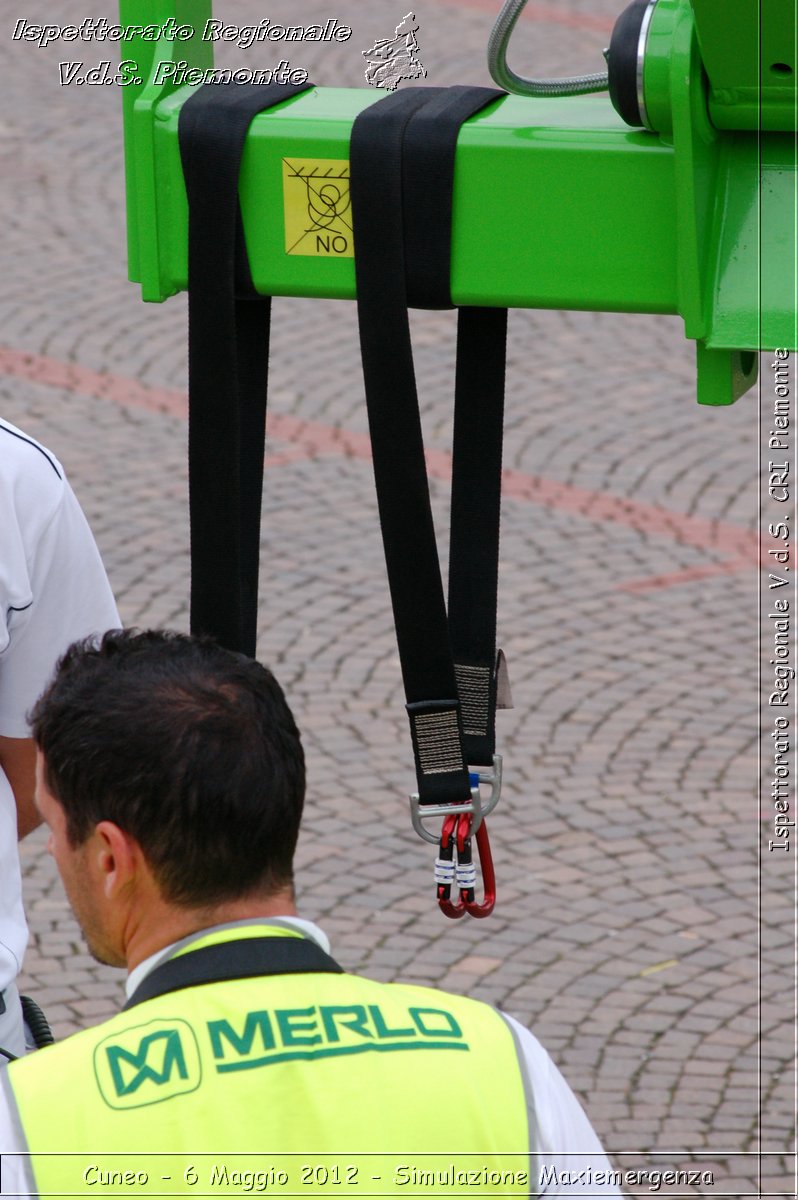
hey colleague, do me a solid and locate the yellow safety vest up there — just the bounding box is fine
[4,925,534,1197]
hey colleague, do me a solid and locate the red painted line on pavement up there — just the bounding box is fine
[433,0,614,35]
[0,347,183,417]
[0,344,761,589]
[484,458,759,567]
[617,556,757,593]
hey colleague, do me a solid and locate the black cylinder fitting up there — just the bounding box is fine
[608,0,652,127]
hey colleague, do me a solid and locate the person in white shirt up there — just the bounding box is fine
[0,418,119,1060]
[0,630,620,1197]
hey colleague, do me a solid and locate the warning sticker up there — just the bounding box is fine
[282,158,353,258]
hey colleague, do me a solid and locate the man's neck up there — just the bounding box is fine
[123,890,298,972]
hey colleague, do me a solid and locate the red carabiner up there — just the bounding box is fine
[465,818,496,918]
[437,813,496,919]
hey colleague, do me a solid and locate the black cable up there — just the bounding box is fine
[21,994,54,1048]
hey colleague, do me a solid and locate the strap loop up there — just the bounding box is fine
[178,80,313,656]
[350,84,507,813]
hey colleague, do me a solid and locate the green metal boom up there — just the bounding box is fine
[119,0,796,406]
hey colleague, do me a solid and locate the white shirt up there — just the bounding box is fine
[0,419,120,992]
[0,918,622,1197]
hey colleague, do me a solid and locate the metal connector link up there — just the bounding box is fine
[409,754,503,844]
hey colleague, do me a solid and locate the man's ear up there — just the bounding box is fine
[93,821,141,899]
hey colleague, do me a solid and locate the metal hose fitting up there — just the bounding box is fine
[488,0,610,96]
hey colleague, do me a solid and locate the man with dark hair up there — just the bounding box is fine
[30,630,304,913]
[0,630,621,1198]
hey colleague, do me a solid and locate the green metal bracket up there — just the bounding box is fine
[118,0,797,407]
[644,0,795,402]
[692,0,797,132]
[119,0,213,290]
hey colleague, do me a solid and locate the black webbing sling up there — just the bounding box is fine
[178,82,509,916]
[349,87,507,914]
[125,936,343,1010]
[178,81,313,658]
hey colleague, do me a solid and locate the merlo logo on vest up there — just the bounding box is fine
[94,1019,202,1109]
[207,1002,468,1073]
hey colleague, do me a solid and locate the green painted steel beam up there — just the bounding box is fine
[143,88,679,315]
[118,0,797,408]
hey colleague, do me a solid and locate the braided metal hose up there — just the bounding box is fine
[488,0,610,96]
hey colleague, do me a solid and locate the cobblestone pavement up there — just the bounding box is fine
[2,0,795,1196]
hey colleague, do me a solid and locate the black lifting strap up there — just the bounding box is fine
[124,936,343,1010]
[350,85,507,808]
[178,81,313,657]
